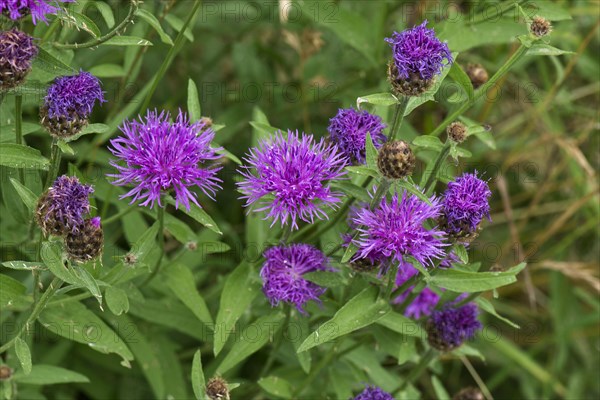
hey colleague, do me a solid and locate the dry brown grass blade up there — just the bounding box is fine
[536,260,600,293]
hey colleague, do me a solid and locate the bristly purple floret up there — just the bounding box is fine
[107,109,223,211]
[0,0,74,24]
[45,175,94,232]
[385,20,453,81]
[260,243,331,313]
[44,70,105,120]
[353,385,394,400]
[442,172,491,234]
[237,130,347,230]
[0,28,38,70]
[430,303,482,348]
[394,263,440,319]
[350,189,447,268]
[327,108,387,164]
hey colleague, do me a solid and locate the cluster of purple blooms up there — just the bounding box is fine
[0,28,37,72]
[353,385,394,400]
[442,172,492,234]
[429,303,483,349]
[44,70,106,120]
[0,0,73,25]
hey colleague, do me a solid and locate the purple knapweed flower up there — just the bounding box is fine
[35,175,94,235]
[428,303,482,351]
[327,108,387,164]
[260,243,331,313]
[0,0,74,25]
[353,385,394,400]
[442,172,491,235]
[0,28,38,90]
[385,20,452,81]
[237,130,347,229]
[44,70,105,120]
[350,189,447,268]
[394,263,440,319]
[108,110,223,210]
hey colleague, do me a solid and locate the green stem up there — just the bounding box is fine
[53,1,139,49]
[388,96,410,141]
[453,292,480,308]
[370,178,391,209]
[41,18,61,43]
[393,348,437,395]
[139,0,202,112]
[44,139,62,189]
[259,305,291,377]
[383,261,399,300]
[141,206,165,286]
[421,143,451,194]
[102,204,137,225]
[15,94,24,183]
[0,277,62,354]
[0,92,7,109]
[428,44,528,137]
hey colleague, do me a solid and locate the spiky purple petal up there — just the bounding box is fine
[429,303,482,348]
[353,385,394,400]
[44,70,105,120]
[442,172,491,234]
[0,28,37,71]
[44,175,93,232]
[0,0,74,24]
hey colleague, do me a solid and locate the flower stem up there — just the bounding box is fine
[383,261,399,300]
[421,143,451,194]
[388,95,410,141]
[102,204,137,226]
[44,139,62,189]
[393,348,437,395]
[259,305,291,377]
[141,206,166,286]
[0,277,62,353]
[15,94,24,183]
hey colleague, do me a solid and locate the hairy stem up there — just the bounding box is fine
[421,143,451,194]
[388,95,410,141]
[15,94,24,183]
[44,139,62,189]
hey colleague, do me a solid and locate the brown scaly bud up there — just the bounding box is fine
[0,29,38,91]
[530,16,552,38]
[0,365,12,381]
[350,257,379,273]
[40,105,88,139]
[206,376,230,400]
[453,387,485,400]
[437,215,481,244]
[387,60,434,97]
[199,116,213,130]
[447,121,468,144]
[377,140,415,180]
[123,253,138,266]
[466,63,489,88]
[426,320,455,352]
[35,191,68,237]
[65,217,104,263]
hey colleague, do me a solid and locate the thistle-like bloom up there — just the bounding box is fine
[327,108,386,164]
[238,131,347,229]
[385,20,452,81]
[394,263,440,319]
[260,243,330,313]
[353,385,394,400]
[43,70,105,120]
[427,303,482,351]
[35,175,94,236]
[0,0,73,25]
[108,110,222,210]
[442,172,491,235]
[0,28,38,90]
[350,189,446,268]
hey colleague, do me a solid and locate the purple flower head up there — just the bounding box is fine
[260,243,331,313]
[0,0,73,24]
[353,385,394,400]
[429,303,482,350]
[0,28,38,71]
[237,130,347,230]
[43,175,93,232]
[328,108,387,164]
[385,20,452,81]
[108,110,222,211]
[90,216,101,228]
[394,263,440,319]
[350,189,447,268]
[442,172,491,234]
[44,70,105,120]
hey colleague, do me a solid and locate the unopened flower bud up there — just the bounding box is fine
[388,61,434,97]
[377,140,415,179]
[427,303,482,351]
[466,63,488,88]
[65,217,104,263]
[0,365,12,381]
[453,387,485,400]
[530,16,552,38]
[447,121,468,144]
[0,28,38,91]
[206,376,230,400]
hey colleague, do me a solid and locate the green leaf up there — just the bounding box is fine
[526,44,575,56]
[448,62,474,101]
[412,135,444,151]
[105,286,129,316]
[340,240,358,263]
[365,132,378,170]
[453,244,468,264]
[166,197,222,234]
[129,222,160,261]
[61,10,101,37]
[395,179,433,206]
[397,336,417,364]
[103,36,153,46]
[40,241,83,286]
[469,125,496,150]
[72,265,102,305]
[258,376,293,399]
[88,64,125,78]
[2,261,46,271]
[89,1,115,27]
[439,19,527,51]
[214,262,260,355]
[165,263,213,325]
[297,286,390,352]
[165,14,194,42]
[304,271,347,288]
[522,2,571,21]
[14,337,32,375]
[249,121,279,137]
[216,312,285,374]
[187,79,202,122]
[431,375,451,400]
[9,178,38,212]
[375,311,424,337]
[57,140,74,155]
[428,262,527,292]
[346,165,379,178]
[13,365,89,385]
[330,181,370,203]
[476,297,520,329]
[32,48,73,75]
[191,350,206,400]
[136,9,174,46]
[357,92,397,108]
[39,301,134,367]
[0,144,50,170]
[405,55,455,115]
